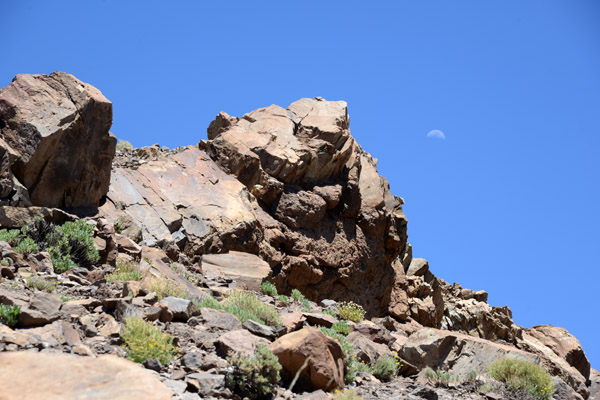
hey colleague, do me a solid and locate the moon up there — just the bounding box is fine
[427,129,446,140]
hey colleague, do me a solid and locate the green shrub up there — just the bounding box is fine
[372,355,397,381]
[50,220,99,271]
[150,279,188,300]
[332,320,350,335]
[194,295,222,309]
[13,237,38,255]
[26,276,57,292]
[323,309,336,318]
[320,327,357,383]
[0,228,21,245]
[338,301,365,322]
[225,344,281,399]
[225,290,282,326]
[261,281,278,297]
[488,358,555,399]
[121,317,177,364]
[291,288,305,302]
[116,139,134,151]
[0,304,20,327]
[277,294,289,303]
[0,259,9,267]
[424,368,459,387]
[197,291,282,327]
[106,260,142,282]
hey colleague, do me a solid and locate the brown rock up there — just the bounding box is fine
[0,352,173,399]
[215,329,269,358]
[280,311,306,332]
[347,331,392,364]
[202,98,409,315]
[518,331,589,398]
[0,72,116,208]
[19,292,62,327]
[198,307,243,331]
[527,325,590,380]
[400,327,540,381]
[269,327,345,392]
[201,251,271,291]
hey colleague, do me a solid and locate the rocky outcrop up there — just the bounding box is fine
[527,325,591,380]
[100,98,409,316]
[0,72,116,208]
[400,327,540,379]
[201,98,408,314]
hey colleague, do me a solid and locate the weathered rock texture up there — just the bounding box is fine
[202,98,408,315]
[101,98,409,315]
[0,72,116,208]
[0,352,173,400]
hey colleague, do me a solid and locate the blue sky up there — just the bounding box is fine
[2,1,599,367]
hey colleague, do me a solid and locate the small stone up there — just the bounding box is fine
[143,358,163,372]
[181,352,203,370]
[320,299,337,308]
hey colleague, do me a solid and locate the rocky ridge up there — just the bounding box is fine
[0,72,597,400]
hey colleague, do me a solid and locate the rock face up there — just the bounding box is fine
[100,98,409,316]
[526,325,591,380]
[0,352,173,400]
[201,98,408,314]
[0,72,116,208]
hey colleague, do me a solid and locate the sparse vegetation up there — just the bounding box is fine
[277,294,289,303]
[225,344,281,399]
[261,281,278,297]
[149,279,188,300]
[338,301,365,322]
[2,218,100,273]
[197,290,282,327]
[487,359,555,400]
[320,326,357,383]
[333,389,364,400]
[0,304,20,327]
[323,309,336,318]
[170,263,202,286]
[332,320,350,335]
[116,139,133,151]
[371,354,398,382]
[106,260,142,282]
[121,317,177,364]
[0,259,9,266]
[25,276,57,292]
[424,368,456,387]
[291,288,304,302]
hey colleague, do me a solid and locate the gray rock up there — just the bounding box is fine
[181,352,203,370]
[185,372,225,397]
[158,297,199,322]
[406,258,429,276]
[242,319,285,340]
[143,358,163,372]
[198,308,242,331]
[319,299,337,308]
[19,292,62,327]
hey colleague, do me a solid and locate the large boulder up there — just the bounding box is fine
[526,325,591,380]
[269,327,345,392]
[0,72,116,208]
[517,330,589,399]
[0,351,173,399]
[400,327,540,380]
